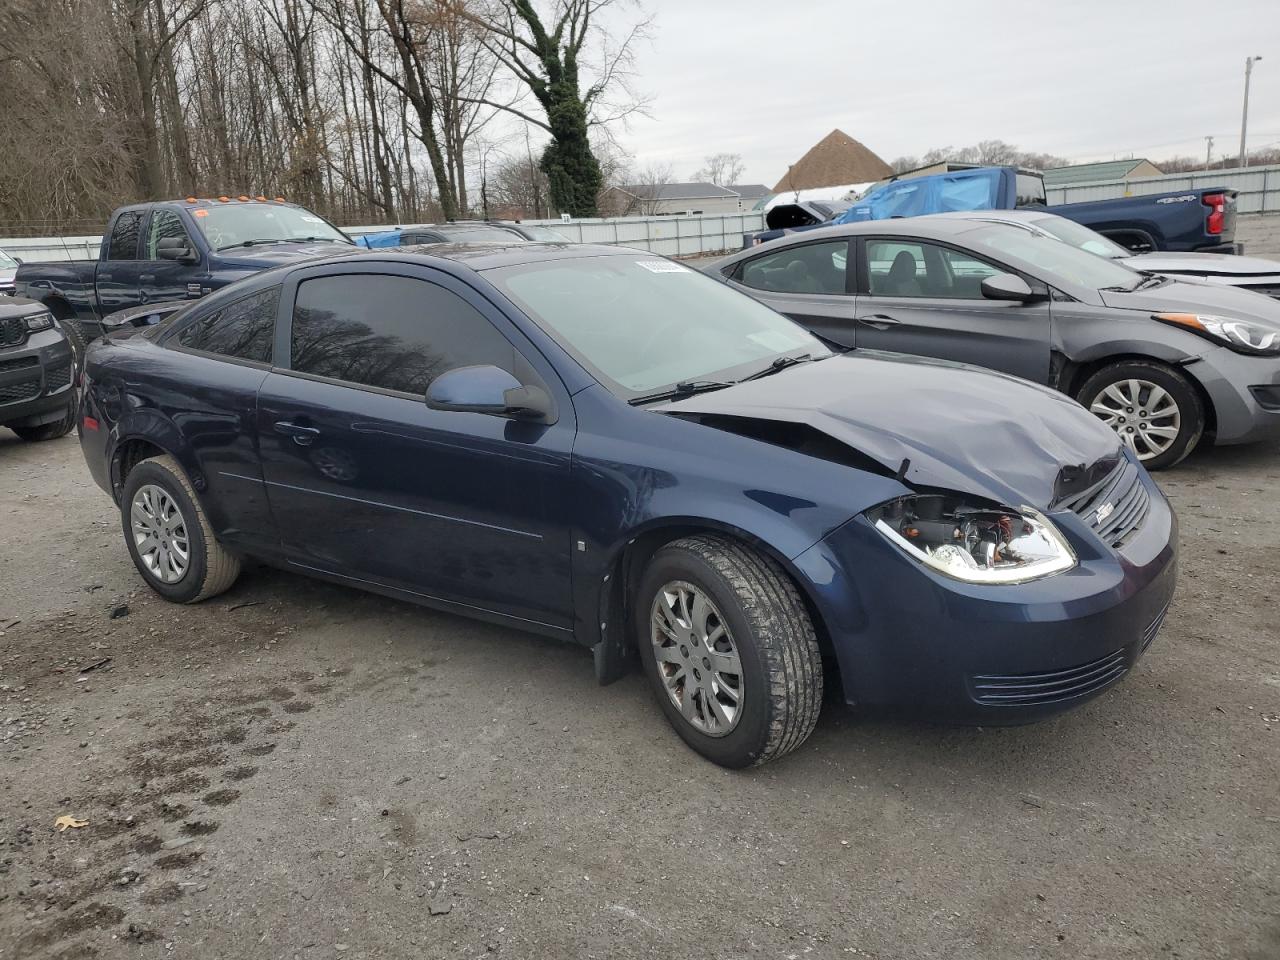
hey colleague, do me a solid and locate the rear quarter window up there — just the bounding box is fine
[170,288,279,364]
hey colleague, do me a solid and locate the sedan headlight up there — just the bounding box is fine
[1153,313,1280,356]
[867,494,1077,585]
[25,311,53,332]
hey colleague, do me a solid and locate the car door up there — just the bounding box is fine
[139,208,203,305]
[97,210,147,313]
[157,285,281,555]
[256,262,576,631]
[725,238,856,347]
[851,237,1052,384]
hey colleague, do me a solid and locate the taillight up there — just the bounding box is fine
[1203,192,1225,235]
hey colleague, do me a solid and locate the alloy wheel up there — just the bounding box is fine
[130,484,191,584]
[650,580,744,736]
[1088,378,1182,461]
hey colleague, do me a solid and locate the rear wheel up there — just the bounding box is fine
[120,454,240,603]
[635,535,822,768]
[1076,361,1205,470]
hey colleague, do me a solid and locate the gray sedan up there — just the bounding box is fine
[709,217,1280,469]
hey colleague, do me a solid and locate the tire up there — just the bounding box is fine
[10,402,76,442]
[635,535,822,768]
[1076,361,1205,470]
[61,320,86,371]
[119,454,240,603]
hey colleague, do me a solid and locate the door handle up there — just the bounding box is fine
[139,273,156,283]
[855,314,901,329]
[274,421,321,446]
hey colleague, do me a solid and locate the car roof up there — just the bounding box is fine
[394,242,631,270]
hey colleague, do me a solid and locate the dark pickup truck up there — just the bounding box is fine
[747,166,1239,255]
[13,198,355,345]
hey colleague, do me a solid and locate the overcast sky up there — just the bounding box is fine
[591,0,1280,184]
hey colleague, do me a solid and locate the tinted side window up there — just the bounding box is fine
[176,288,278,363]
[866,240,1001,300]
[146,210,190,259]
[290,274,517,395]
[107,212,142,261]
[739,240,847,295]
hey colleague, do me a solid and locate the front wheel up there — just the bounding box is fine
[119,454,241,603]
[635,535,823,768]
[10,402,76,442]
[1076,361,1205,470]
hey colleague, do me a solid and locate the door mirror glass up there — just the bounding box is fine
[426,365,552,420]
[157,236,196,262]
[980,273,1037,302]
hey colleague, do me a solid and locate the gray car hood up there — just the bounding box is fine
[661,352,1121,510]
[1099,277,1280,326]
[1125,251,1280,281]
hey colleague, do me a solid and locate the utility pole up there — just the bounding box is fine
[1204,135,1214,169]
[1240,56,1263,167]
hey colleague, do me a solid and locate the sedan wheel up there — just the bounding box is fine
[650,580,744,736]
[1088,378,1181,461]
[1076,361,1205,470]
[130,483,191,583]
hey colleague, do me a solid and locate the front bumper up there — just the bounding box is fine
[1186,348,1280,445]
[793,467,1177,723]
[0,328,75,427]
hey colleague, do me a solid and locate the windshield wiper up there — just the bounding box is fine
[291,236,348,244]
[217,239,284,251]
[628,379,736,406]
[740,353,815,382]
[1133,273,1169,290]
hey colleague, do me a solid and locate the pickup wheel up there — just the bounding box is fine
[120,454,241,603]
[1077,361,1205,470]
[635,535,823,768]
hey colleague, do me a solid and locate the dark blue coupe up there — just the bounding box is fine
[78,242,1177,767]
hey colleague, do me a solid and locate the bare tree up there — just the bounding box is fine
[692,152,744,186]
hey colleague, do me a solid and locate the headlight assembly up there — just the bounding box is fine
[1152,313,1280,357]
[25,312,54,332]
[867,494,1077,585]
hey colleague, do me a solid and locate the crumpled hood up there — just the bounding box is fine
[1100,277,1280,326]
[661,352,1121,509]
[215,241,358,269]
[1125,251,1280,281]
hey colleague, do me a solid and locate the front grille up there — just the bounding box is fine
[1058,458,1151,548]
[971,649,1128,706]
[45,361,72,391]
[0,377,40,404]
[0,316,26,347]
[0,355,38,374]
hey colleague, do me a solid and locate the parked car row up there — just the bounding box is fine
[356,220,570,248]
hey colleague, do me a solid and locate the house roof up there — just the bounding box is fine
[772,130,893,192]
[727,183,770,199]
[614,182,738,200]
[1042,159,1161,185]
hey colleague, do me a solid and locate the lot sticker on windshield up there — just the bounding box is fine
[636,260,689,274]
[301,215,323,223]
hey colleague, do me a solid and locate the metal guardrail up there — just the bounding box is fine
[1046,163,1280,214]
[0,212,765,264]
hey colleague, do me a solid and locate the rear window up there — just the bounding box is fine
[107,212,143,261]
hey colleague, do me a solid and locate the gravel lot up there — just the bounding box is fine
[1,374,1278,958]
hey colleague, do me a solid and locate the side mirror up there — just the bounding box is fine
[426,365,553,421]
[157,236,197,263]
[981,273,1038,303]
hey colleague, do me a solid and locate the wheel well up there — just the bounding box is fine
[600,524,842,690]
[1097,228,1157,254]
[44,297,74,321]
[1063,354,1217,438]
[112,438,167,499]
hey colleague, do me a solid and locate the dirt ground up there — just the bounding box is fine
[1,424,1278,960]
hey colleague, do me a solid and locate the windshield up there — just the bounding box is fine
[488,255,829,398]
[440,226,527,243]
[1029,216,1132,260]
[191,204,351,250]
[0,248,16,269]
[966,223,1143,291]
[517,225,571,242]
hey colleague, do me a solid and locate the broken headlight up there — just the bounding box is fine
[866,495,1076,584]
